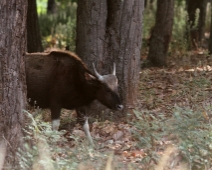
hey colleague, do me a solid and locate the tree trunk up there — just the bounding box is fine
[27,0,43,52]
[186,0,208,48]
[198,0,207,45]
[47,0,57,14]
[209,2,212,54]
[147,0,174,67]
[0,0,27,168]
[106,0,143,108]
[76,0,144,115]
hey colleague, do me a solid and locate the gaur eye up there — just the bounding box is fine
[105,87,111,92]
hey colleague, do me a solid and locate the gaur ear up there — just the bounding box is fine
[85,73,96,81]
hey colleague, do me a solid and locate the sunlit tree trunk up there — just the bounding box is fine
[77,0,144,115]
[0,0,27,168]
[147,0,174,67]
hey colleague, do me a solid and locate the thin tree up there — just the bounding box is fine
[0,0,27,168]
[27,0,43,52]
[147,0,174,67]
[209,1,212,54]
[76,0,144,115]
[186,0,208,48]
[47,0,57,14]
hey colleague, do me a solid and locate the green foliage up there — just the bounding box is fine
[170,1,191,53]
[170,107,212,169]
[132,107,212,169]
[143,0,158,34]
[142,1,156,50]
[176,0,185,6]
[142,1,189,52]
[37,0,48,14]
[143,0,211,53]
[38,2,77,51]
[56,0,78,10]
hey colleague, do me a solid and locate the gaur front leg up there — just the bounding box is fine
[76,106,87,125]
[50,104,62,130]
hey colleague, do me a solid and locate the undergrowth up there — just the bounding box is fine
[18,111,132,170]
[18,111,83,170]
[18,101,212,170]
[132,105,212,170]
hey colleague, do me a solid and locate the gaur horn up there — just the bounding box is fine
[112,62,116,75]
[92,63,103,81]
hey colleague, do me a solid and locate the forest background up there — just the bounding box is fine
[1,0,212,169]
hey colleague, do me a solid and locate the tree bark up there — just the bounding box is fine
[47,0,57,14]
[147,0,174,67]
[76,0,144,115]
[0,0,27,168]
[186,0,208,48]
[27,0,43,52]
[106,0,143,108]
[209,1,212,54]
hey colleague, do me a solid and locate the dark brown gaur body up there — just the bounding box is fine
[25,50,123,130]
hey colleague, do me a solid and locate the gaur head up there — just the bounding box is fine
[90,63,123,111]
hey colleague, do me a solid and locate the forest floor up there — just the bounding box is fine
[28,50,212,170]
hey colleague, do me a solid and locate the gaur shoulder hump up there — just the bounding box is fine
[26,50,93,75]
[49,50,82,62]
[26,50,82,62]
[49,50,90,71]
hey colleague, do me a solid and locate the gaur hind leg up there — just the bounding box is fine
[50,104,62,130]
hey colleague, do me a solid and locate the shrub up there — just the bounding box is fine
[38,2,77,51]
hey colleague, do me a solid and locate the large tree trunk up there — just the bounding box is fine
[27,0,43,52]
[147,0,174,67]
[76,0,144,116]
[0,0,27,168]
[105,0,143,108]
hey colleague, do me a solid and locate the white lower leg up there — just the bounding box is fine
[52,119,60,130]
[83,117,94,147]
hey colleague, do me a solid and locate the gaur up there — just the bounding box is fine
[25,50,123,130]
